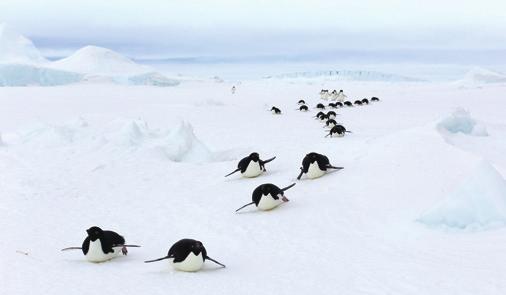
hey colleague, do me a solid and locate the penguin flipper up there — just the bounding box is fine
[327,165,344,170]
[224,168,241,177]
[281,183,296,191]
[296,168,304,180]
[206,256,226,268]
[61,246,82,251]
[144,256,170,263]
[235,202,255,212]
[260,156,276,165]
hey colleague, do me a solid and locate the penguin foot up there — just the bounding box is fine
[121,246,128,255]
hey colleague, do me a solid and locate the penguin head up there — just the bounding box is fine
[249,152,260,162]
[189,240,205,255]
[86,226,104,241]
[339,89,343,93]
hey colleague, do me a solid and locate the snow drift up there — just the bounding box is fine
[418,161,506,230]
[20,118,221,163]
[264,70,423,82]
[437,108,488,136]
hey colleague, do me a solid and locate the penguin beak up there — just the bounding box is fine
[281,196,289,202]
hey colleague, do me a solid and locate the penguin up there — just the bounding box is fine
[330,90,338,100]
[316,103,326,110]
[326,111,337,120]
[325,119,338,128]
[296,152,343,180]
[336,102,343,108]
[371,97,380,102]
[328,102,337,109]
[271,106,281,114]
[336,90,347,102]
[344,101,353,107]
[225,152,276,178]
[144,239,225,272]
[236,183,296,212]
[298,99,306,105]
[315,111,325,119]
[61,226,140,263]
[298,105,309,112]
[361,98,369,105]
[318,113,328,121]
[354,100,363,106]
[326,125,352,137]
[320,89,330,100]
[231,86,236,94]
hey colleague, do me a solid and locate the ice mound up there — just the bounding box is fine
[0,64,83,86]
[461,67,506,84]
[418,161,506,230]
[264,70,423,82]
[437,108,488,136]
[0,23,47,64]
[20,118,220,163]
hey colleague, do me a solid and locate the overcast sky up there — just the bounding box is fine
[1,0,505,58]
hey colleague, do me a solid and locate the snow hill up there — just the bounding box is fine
[0,25,178,87]
[264,70,423,82]
[0,23,47,64]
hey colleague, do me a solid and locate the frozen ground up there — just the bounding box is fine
[1,79,506,294]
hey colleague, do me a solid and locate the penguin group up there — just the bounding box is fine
[59,88,381,273]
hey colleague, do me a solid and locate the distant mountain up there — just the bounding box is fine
[461,67,506,84]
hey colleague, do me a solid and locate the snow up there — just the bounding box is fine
[1,79,506,294]
[0,23,47,64]
[418,161,506,230]
[437,108,488,136]
[460,67,506,85]
[51,45,151,75]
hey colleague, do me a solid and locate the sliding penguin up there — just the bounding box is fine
[145,239,225,272]
[326,125,351,137]
[371,97,380,102]
[326,111,337,119]
[344,101,353,107]
[225,152,276,178]
[298,105,309,112]
[361,98,369,105]
[297,152,343,180]
[316,103,326,110]
[271,106,281,114]
[298,99,306,105]
[325,119,337,128]
[61,226,140,263]
[236,183,296,212]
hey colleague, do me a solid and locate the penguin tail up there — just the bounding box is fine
[144,256,170,263]
[327,165,344,170]
[205,256,226,268]
[281,183,296,191]
[224,168,240,177]
[325,133,331,138]
[235,202,255,212]
[345,131,352,133]
[61,246,82,251]
[261,156,276,164]
[118,244,141,248]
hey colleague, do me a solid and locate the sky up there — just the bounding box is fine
[1,0,506,59]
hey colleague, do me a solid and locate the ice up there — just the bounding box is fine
[418,161,506,230]
[460,67,506,85]
[0,64,83,86]
[0,23,47,64]
[264,69,423,82]
[437,108,488,136]
[127,72,179,87]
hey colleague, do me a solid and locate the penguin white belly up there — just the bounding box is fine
[85,240,120,263]
[306,162,326,179]
[331,133,345,138]
[242,161,262,178]
[328,114,336,120]
[257,194,283,211]
[172,252,204,272]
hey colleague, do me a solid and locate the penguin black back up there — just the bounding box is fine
[271,106,281,114]
[344,101,353,107]
[361,98,369,104]
[298,99,306,105]
[299,105,308,111]
[371,97,380,102]
[82,226,125,255]
[336,102,343,108]
[225,152,276,177]
[316,103,326,110]
[354,100,363,106]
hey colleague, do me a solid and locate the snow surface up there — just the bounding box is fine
[418,160,506,230]
[264,69,423,82]
[1,79,506,294]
